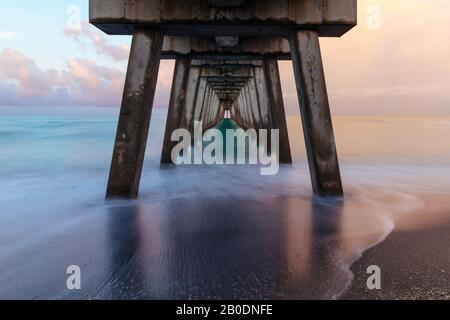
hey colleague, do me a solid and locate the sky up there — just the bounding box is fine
[0,0,449,115]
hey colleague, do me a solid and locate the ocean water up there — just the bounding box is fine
[1,110,450,299]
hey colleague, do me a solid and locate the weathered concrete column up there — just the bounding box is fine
[243,83,257,129]
[231,101,242,127]
[232,103,244,128]
[179,65,201,134]
[209,89,218,128]
[194,76,207,124]
[161,56,191,165]
[247,77,263,130]
[107,30,164,199]
[290,30,343,197]
[263,58,292,164]
[236,95,242,126]
[204,88,214,129]
[201,85,212,127]
[219,104,225,120]
[212,98,219,125]
[216,100,223,123]
[230,103,235,119]
[237,89,248,129]
[253,66,271,130]
[238,90,249,129]
[236,103,246,128]
[242,84,251,126]
[211,94,219,126]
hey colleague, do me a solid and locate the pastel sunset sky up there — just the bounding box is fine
[1,0,449,115]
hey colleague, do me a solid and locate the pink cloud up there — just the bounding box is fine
[0,48,174,108]
[64,21,130,62]
[0,48,123,107]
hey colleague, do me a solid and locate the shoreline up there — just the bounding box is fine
[343,213,450,299]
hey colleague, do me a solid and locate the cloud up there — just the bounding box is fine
[0,48,173,107]
[0,48,175,108]
[279,0,450,115]
[0,48,124,107]
[64,21,130,62]
[3,0,449,113]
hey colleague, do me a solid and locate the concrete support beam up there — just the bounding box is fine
[90,0,357,38]
[236,103,246,128]
[247,77,263,129]
[205,88,216,129]
[161,36,291,60]
[193,76,208,123]
[161,56,191,165]
[237,93,246,128]
[231,103,244,127]
[201,85,212,127]
[213,95,220,124]
[253,66,271,129]
[242,84,253,128]
[106,30,163,199]
[243,83,258,130]
[263,58,292,164]
[208,0,246,8]
[219,104,225,119]
[230,103,238,123]
[243,88,252,129]
[207,94,218,129]
[290,30,343,197]
[179,65,202,134]
[213,98,221,124]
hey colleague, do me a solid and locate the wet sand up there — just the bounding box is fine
[344,222,450,300]
[343,194,450,300]
[2,169,448,300]
[0,182,357,300]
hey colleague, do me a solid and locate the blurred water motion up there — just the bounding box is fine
[0,111,449,299]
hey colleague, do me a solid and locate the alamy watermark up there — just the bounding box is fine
[66,265,81,290]
[66,5,81,31]
[171,121,280,176]
[366,265,381,290]
[366,4,382,30]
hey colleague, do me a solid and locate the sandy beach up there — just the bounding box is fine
[344,193,450,300]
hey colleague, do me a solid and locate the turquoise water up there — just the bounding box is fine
[1,111,450,299]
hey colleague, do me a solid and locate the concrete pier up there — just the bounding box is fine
[179,64,201,134]
[161,57,190,165]
[90,0,356,198]
[263,58,292,164]
[106,30,163,199]
[290,31,343,196]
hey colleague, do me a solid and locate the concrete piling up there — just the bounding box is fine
[290,31,343,197]
[253,66,271,130]
[91,0,356,198]
[193,76,208,125]
[180,65,201,135]
[263,58,292,164]
[161,57,191,165]
[106,30,164,199]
